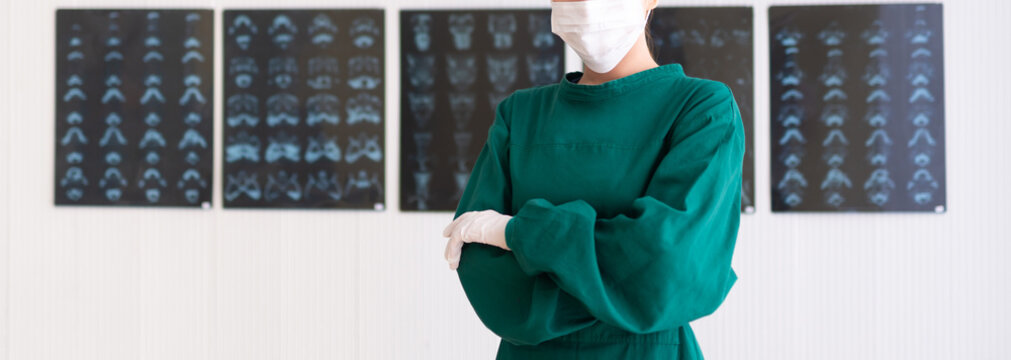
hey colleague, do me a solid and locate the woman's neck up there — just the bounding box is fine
[576,34,659,85]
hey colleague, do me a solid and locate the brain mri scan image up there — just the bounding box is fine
[399,9,564,211]
[224,9,385,209]
[769,4,946,212]
[55,9,214,206]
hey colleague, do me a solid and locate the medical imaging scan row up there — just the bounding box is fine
[648,7,755,213]
[53,5,944,213]
[55,10,214,206]
[398,10,566,211]
[223,10,385,209]
[769,4,946,212]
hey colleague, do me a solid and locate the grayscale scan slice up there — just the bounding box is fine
[223,10,385,209]
[769,4,946,212]
[399,9,565,211]
[650,7,755,213]
[55,9,214,207]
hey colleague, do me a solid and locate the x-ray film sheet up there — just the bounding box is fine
[650,7,756,213]
[223,10,386,209]
[55,9,214,206]
[399,9,565,211]
[769,4,946,212]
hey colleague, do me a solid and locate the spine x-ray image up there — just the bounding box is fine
[223,10,385,209]
[648,7,755,213]
[55,10,214,206]
[399,9,565,211]
[769,4,946,212]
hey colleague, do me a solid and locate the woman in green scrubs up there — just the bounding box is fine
[442,0,744,358]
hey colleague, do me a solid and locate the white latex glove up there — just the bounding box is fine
[442,209,512,270]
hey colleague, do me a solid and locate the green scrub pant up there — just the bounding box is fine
[494,325,704,359]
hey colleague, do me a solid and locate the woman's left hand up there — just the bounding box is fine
[442,210,512,270]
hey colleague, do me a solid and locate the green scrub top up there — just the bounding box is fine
[452,63,745,359]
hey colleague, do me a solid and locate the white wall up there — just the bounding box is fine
[2,0,1010,359]
[2,0,11,358]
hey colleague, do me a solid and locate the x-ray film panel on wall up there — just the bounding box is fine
[769,4,946,212]
[399,9,565,212]
[223,10,385,209]
[650,7,755,214]
[55,9,215,207]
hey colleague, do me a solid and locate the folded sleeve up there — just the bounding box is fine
[454,95,599,346]
[504,83,745,334]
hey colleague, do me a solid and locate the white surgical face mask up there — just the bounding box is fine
[551,0,650,74]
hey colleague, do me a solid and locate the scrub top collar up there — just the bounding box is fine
[558,63,685,101]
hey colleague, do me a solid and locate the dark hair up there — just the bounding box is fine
[644,10,657,62]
